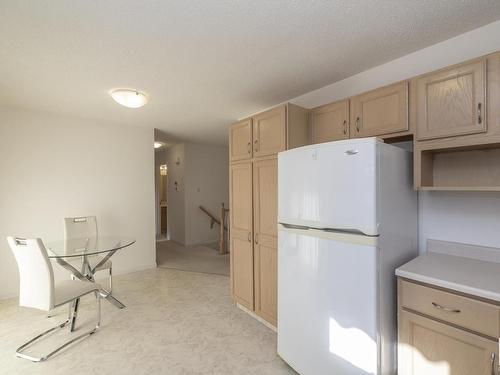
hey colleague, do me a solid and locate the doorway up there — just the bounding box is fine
[159,163,168,239]
[154,145,169,241]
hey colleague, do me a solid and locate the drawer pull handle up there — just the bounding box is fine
[491,352,495,375]
[432,302,461,313]
[478,102,482,124]
[343,120,348,135]
[356,117,361,132]
[247,142,251,154]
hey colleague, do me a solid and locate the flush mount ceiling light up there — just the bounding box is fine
[109,89,148,108]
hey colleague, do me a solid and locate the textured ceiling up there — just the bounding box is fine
[1,1,500,145]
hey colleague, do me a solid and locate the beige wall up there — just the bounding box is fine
[0,108,156,299]
[165,142,229,246]
[184,143,229,246]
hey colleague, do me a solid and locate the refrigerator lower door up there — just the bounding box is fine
[278,226,379,375]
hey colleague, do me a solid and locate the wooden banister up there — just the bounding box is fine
[199,204,229,255]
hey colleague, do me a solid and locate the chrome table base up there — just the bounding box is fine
[56,249,124,332]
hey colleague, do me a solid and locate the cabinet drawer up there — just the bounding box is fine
[400,280,500,338]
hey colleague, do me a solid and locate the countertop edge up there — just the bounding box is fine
[396,269,500,303]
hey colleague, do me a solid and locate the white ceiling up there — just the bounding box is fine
[1,1,500,145]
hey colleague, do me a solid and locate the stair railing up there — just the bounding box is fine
[199,203,229,254]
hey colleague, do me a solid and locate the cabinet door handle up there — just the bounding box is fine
[491,352,496,375]
[247,232,252,242]
[478,102,483,124]
[247,142,251,154]
[254,139,259,152]
[343,120,347,135]
[356,117,361,132]
[432,302,461,313]
[255,233,259,244]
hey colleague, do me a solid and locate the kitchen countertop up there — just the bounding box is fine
[396,240,500,303]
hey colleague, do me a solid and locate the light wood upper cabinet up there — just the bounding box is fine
[252,105,286,157]
[229,118,253,162]
[253,158,278,325]
[350,81,408,138]
[416,59,487,140]
[229,162,254,309]
[311,99,349,144]
[398,310,498,375]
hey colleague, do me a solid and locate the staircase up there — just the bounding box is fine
[199,203,229,255]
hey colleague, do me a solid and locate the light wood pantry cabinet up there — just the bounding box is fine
[415,58,487,141]
[350,80,409,138]
[252,105,286,158]
[229,161,254,309]
[310,99,349,144]
[228,103,308,327]
[253,157,278,326]
[229,118,253,162]
[398,279,500,375]
[229,103,309,163]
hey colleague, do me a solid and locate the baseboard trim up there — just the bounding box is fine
[236,302,277,332]
[99,262,157,278]
[0,291,18,301]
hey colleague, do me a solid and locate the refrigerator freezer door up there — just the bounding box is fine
[278,138,379,236]
[278,226,379,375]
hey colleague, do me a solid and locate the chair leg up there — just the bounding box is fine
[109,267,113,293]
[16,294,101,362]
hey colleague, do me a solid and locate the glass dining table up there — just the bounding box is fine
[45,236,135,331]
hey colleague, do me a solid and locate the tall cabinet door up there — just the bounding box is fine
[229,162,254,309]
[398,310,498,375]
[416,58,487,140]
[350,81,408,138]
[229,119,253,162]
[253,158,278,326]
[311,99,350,144]
[253,105,286,158]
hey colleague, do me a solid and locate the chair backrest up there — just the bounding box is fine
[64,216,98,240]
[7,237,55,311]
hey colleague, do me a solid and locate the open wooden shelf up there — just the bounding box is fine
[416,143,500,191]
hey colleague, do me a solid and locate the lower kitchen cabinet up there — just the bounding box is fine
[398,279,500,375]
[399,310,498,375]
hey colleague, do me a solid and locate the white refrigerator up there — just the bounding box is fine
[277,137,417,375]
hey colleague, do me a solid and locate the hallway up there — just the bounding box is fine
[156,240,230,276]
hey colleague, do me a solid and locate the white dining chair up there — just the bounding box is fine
[7,236,102,362]
[64,216,113,292]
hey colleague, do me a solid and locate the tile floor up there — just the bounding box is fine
[0,268,294,375]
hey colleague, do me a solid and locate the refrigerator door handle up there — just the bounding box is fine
[279,223,310,230]
[344,149,359,155]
